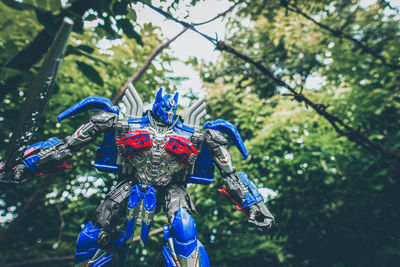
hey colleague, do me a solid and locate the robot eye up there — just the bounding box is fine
[162,106,169,111]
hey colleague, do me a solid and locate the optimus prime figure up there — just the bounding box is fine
[7,84,274,266]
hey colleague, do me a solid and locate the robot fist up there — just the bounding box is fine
[0,164,26,183]
[248,202,274,231]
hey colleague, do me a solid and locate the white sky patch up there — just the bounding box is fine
[285,153,294,160]
[134,0,231,107]
[259,187,278,202]
[0,212,15,225]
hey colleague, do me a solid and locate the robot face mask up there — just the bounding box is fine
[152,88,179,125]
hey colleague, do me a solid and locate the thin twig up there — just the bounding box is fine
[216,41,400,160]
[192,1,241,26]
[285,3,400,70]
[136,0,218,44]
[111,27,188,104]
[380,0,400,15]
[55,204,64,246]
[131,226,164,242]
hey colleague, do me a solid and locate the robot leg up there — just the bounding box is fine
[162,184,209,267]
[162,208,210,267]
[74,180,132,267]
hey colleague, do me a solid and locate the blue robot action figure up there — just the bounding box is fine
[4,84,274,266]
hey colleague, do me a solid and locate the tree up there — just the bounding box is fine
[195,0,400,266]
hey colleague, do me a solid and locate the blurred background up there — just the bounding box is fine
[0,0,399,266]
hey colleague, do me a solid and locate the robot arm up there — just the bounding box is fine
[205,128,274,231]
[4,112,117,182]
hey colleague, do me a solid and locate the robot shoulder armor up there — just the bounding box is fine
[90,112,117,126]
[204,128,229,146]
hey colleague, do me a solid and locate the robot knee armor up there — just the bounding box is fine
[163,208,210,267]
[171,208,197,257]
[74,221,101,265]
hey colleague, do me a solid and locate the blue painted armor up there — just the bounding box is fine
[204,119,248,159]
[128,116,151,129]
[95,130,119,173]
[188,144,215,184]
[152,88,178,125]
[172,208,198,257]
[174,119,195,139]
[23,137,62,171]
[163,208,211,267]
[127,184,157,246]
[74,222,101,264]
[23,155,41,171]
[57,96,119,122]
[238,173,264,207]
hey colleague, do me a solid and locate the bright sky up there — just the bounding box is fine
[135,0,233,106]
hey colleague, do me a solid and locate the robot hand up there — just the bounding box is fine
[0,164,26,183]
[247,202,275,231]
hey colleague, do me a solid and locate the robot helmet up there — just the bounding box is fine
[152,88,179,125]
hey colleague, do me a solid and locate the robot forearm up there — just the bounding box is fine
[16,112,117,180]
[222,172,274,230]
[205,128,274,230]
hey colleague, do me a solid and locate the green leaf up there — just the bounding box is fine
[116,19,142,45]
[77,45,94,54]
[85,14,98,21]
[127,8,137,21]
[65,46,107,64]
[76,61,104,86]
[95,26,106,38]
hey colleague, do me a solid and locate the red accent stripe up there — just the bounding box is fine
[165,135,198,166]
[218,188,249,219]
[117,130,152,158]
[23,147,36,158]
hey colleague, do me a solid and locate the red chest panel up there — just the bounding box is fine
[165,135,198,166]
[116,130,151,158]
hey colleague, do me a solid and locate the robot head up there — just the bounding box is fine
[152,88,179,125]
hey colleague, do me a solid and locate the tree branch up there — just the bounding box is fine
[111,27,188,104]
[216,41,400,160]
[285,3,400,70]
[380,0,400,15]
[191,1,241,26]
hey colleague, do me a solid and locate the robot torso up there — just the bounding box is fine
[116,116,199,186]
